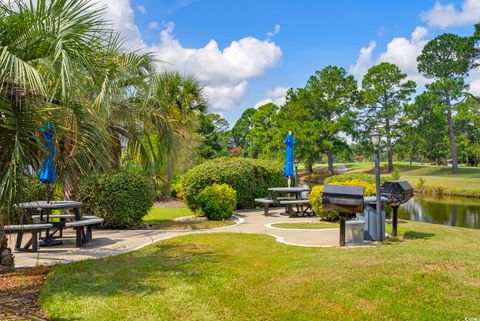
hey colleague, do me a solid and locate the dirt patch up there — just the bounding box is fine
[0,266,50,320]
[153,196,187,208]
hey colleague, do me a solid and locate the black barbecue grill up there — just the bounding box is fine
[381,180,414,236]
[382,180,414,205]
[322,185,364,246]
[322,185,364,213]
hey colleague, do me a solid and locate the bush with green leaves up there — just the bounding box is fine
[16,176,47,203]
[197,184,237,220]
[182,158,284,211]
[325,170,401,186]
[79,170,155,228]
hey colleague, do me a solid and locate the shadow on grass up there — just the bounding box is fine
[403,231,435,240]
[40,242,224,304]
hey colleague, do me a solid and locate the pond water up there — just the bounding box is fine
[394,196,480,229]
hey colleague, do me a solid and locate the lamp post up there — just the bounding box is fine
[371,131,383,241]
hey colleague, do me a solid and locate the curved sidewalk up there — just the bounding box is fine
[9,208,339,268]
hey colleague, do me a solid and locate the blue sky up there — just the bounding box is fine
[99,0,480,125]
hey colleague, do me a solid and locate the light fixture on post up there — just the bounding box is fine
[371,130,383,241]
[370,131,381,148]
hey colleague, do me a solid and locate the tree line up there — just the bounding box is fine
[200,25,480,174]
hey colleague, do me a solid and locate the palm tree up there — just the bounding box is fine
[0,0,152,271]
[127,72,206,196]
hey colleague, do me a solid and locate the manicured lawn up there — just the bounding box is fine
[40,221,480,320]
[271,222,339,229]
[143,207,235,230]
[143,207,195,222]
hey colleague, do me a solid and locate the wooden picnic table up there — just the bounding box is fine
[16,201,83,246]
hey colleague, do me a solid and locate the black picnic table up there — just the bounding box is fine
[16,201,83,246]
[254,186,312,216]
[267,187,310,199]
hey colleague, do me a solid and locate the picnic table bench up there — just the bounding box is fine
[12,201,104,250]
[65,217,104,247]
[280,199,312,217]
[4,223,53,252]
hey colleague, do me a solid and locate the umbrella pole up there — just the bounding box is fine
[47,183,51,203]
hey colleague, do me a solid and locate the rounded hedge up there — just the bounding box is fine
[79,170,155,228]
[182,158,284,211]
[198,184,237,220]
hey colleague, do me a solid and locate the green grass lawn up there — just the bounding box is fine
[143,208,234,230]
[312,162,480,195]
[40,221,480,320]
[271,222,339,229]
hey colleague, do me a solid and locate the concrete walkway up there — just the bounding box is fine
[9,208,340,268]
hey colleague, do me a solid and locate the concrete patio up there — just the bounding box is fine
[8,208,341,268]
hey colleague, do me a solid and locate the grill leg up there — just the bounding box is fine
[339,213,346,246]
[264,204,270,216]
[392,206,398,237]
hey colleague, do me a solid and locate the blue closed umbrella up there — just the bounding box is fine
[283,131,296,186]
[38,121,56,202]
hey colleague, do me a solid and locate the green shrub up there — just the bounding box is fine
[15,175,63,202]
[325,172,399,186]
[197,184,237,220]
[16,176,48,203]
[390,168,401,180]
[326,173,377,184]
[182,158,284,211]
[79,170,155,228]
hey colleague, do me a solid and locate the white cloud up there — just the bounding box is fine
[137,5,146,14]
[468,70,480,95]
[149,22,282,111]
[421,0,480,28]
[350,41,376,80]
[350,27,429,86]
[148,21,160,30]
[203,81,248,110]
[255,86,289,108]
[89,2,282,112]
[94,0,145,51]
[377,26,428,85]
[267,24,281,38]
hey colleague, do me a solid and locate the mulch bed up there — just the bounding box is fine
[0,266,50,321]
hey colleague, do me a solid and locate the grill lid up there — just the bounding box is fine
[322,185,365,213]
[322,185,364,199]
[381,180,414,204]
